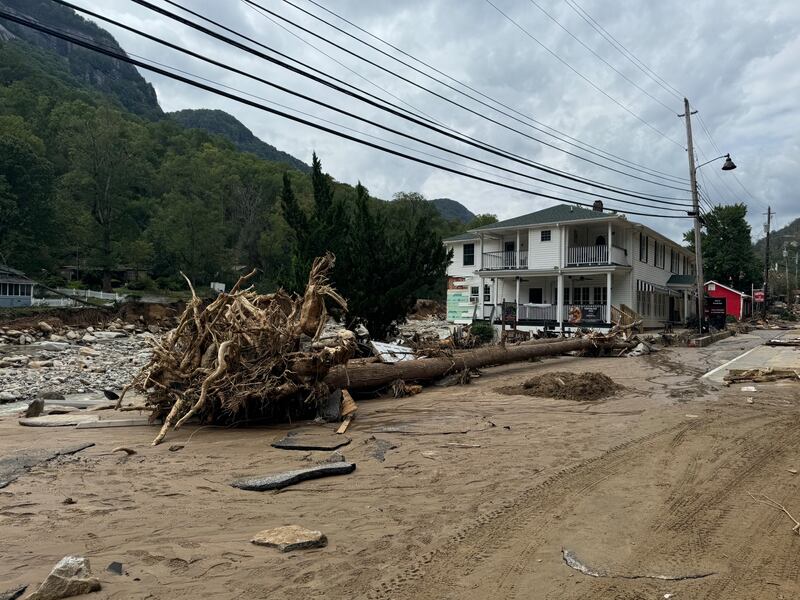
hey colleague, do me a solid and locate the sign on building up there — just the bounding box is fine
[753,289,765,303]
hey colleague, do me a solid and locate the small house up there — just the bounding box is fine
[704,280,752,321]
[0,265,34,308]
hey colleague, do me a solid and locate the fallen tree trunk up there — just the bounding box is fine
[312,338,632,390]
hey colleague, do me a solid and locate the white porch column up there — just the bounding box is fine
[557,273,564,325]
[493,277,498,310]
[607,222,612,264]
[479,276,485,317]
[515,230,520,268]
[606,272,612,323]
[515,276,520,308]
[478,234,483,270]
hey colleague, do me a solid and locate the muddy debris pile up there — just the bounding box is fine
[500,371,622,402]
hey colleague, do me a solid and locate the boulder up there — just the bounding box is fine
[250,525,327,552]
[25,399,45,418]
[23,556,100,600]
[65,331,79,341]
[92,331,123,340]
[32,342,69,353]
[37,322,54,334]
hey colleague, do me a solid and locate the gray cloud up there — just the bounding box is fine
[73,0,799,241]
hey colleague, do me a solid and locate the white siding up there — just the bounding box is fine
[528,227,561,269]
[445,241,478,278]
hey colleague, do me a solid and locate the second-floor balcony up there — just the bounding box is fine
[566,245,629,267]
[482,250,528,270]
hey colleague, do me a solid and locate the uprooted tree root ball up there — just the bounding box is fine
[498,371,622,402]
[116,253,354,445]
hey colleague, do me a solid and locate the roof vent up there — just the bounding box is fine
[592,200,604,212]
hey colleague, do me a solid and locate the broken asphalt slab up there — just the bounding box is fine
[271,430,351,451]
[231,462,356,491]
[0,443,94,489]
[0,585,26,600]
[18,414,99,427]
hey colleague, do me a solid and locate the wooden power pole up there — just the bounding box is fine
[681,98,704,333]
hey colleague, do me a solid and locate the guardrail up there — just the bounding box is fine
[481,251,528,270]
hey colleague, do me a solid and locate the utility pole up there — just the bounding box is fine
[763,206,771,318]
[784,245,791,309]
[681,98,704,333]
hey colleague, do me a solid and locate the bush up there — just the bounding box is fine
[125,275,155,291]
[726,314,738,323]
[470,321,495,344]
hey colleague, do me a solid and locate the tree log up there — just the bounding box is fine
[315,338,629,390]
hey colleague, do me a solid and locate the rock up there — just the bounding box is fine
[65,331,79,341]
[23,556,101,600]
[231,462,356,491]
[92,331,123,340]
[105,562,123,576]
[147,324,160,334]
[86,327,94,333]
[0,391,19,403]
[38,392,65,400]
[28,360,54,369]
[38,322,54,334]
[323,451,346,463]
[81,334,97,343]
[32,342,69,352]
[0,584,27,600]
[168,444,184,452]
[62,497,76,505]
[25,399,45,418]
[250,525,327,552]
[48,335,67,343]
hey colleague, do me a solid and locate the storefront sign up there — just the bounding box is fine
[567,305,604,325]
[753,290,765,302]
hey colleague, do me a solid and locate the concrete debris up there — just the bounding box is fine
[105,562,123,576]
[0,443,94,489]
[0,585,27,600]
[231,462,356,491]
[250,525,327,552]
[23,556,101,600]
[271,430,351,451]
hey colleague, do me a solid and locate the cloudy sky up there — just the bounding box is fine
[72,0,799,243]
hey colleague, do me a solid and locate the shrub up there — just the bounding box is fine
[470,321,495,344]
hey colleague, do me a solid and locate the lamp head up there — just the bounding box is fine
[721,154,737,171]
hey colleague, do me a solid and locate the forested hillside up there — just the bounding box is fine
[0,0,486,333]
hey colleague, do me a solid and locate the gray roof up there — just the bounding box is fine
[667,274,695,286]
[442,232,479,243]
[471,204,614,231]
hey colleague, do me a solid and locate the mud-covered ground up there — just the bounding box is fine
[2,328,799,599]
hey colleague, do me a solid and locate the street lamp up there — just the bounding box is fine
[680,98,737,334]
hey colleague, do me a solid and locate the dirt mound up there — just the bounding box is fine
[498,371,621,402]
[409,298,446,320]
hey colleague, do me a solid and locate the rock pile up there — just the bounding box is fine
[0,318,160,404]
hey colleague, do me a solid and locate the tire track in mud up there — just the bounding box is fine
[364,419,707,600]
[583,412,800,600]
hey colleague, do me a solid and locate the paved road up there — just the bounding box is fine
[703,328,800,383]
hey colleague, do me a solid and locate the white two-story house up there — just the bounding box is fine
[443,202,697,330]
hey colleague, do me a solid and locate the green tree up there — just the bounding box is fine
[684,203,761,291]
[467,213,498,229]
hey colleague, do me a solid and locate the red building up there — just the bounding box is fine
[705,280,752,320]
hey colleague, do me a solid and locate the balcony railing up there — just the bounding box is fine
[567,245,608,266]
[481,250,528,270]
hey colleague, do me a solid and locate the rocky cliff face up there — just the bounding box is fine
[0,0,161,118]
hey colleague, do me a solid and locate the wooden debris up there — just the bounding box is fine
[336,416,352,435]
[111,447,137,455]
[724,368,800,384]
[748,492,800,534]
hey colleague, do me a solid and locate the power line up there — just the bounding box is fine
[128,0,694,206]
[50,0,691,211]
[526,0,677,114]
[484,0,685,148]
[299,0,688,184]
[277,0,688,185]
[0,8,693,220]
[563,0,684,100]
[242,0,691,191]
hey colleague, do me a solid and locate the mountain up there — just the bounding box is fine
[0,0,161,118]
[753,216,800,267]
[170,109,310,173]
[430,198,475,223]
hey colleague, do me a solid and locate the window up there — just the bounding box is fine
[564,287,570,304]
[540,229,551,242]
[670,250,677,273]
[463,243,475,266]
[573,287,590,304]
[483,284,491,303]
[639,234,649,263]
[654,241,665,268]
[528,288,543,304]
[0,283,5,295]
[593,287,607,304]
[469,286,479,304]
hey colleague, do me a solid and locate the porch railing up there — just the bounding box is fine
[610,245,629,265]
[567,245,608,266]
[481,250,528,270]
[518,304,557,321]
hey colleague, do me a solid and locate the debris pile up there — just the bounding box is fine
[118,254,354,445]
[498,371,622,402]
[723,367,800,384]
